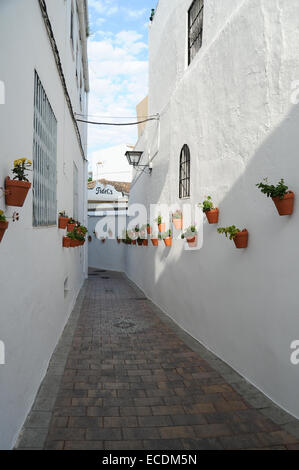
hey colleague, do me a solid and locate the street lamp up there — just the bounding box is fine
[125,151,152,174]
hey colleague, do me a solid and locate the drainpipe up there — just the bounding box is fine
[77,0,90,93]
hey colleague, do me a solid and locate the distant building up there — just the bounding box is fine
[90,144,133,183]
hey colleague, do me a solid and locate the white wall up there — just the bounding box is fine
[0,0,88,449]
[126,0,299,418]
[90,144,133,182]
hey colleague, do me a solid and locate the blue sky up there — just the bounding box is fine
[87,0,154,157]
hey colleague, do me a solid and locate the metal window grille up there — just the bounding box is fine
[33,72,57,226]
[73,162,79,221]
[188,0,204,65]
[179,144,191,199]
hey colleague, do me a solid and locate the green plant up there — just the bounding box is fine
[155,215,163,225]
[0,210,6,222]
[181,225,197,239]
[68,217,76,224]
[256,178,289,199]
[12,158,32,182]
[162,229,172,239]
[78,225,88,235]
[217,226,241,240]
[199,196,214,213]
[59,211,68,217]
[172,210,182,219]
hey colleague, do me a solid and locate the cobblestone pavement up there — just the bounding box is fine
[17,270,299,450]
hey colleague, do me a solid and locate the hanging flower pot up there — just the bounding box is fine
[5,177,31,207]
[101,238,106,244]
[132,240,136,245]
[186,235,198,247]
[58,212,69,229]
[256,178,295,216]
[233,230,248,248]
[117,238,121,244]
[218,226,248,249]
[70,239,80,247]
[158,223,165,233]
[205,208,219,224]
[181,225,198,248]
[162,230,172,247]
[0,211,8,243]
[199,197,219,224]
[137,239,143,246]
[63,237,71,248]
[151,238,159,247]
[272,192,294,216]
[143,239,148,246]
[147,225,151,235]
[67,218,76,232]
[172,210,183,230]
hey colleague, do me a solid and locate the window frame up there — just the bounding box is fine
[179,144,191,199]
[188,0,204,65]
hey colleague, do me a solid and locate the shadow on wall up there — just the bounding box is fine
[125,104,299,418]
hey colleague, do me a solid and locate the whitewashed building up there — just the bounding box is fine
[124,0,299,419]
[90,144,133,183]
[0,0,89,448]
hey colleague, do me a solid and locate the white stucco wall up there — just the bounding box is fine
[0,0,88,449]
[125,0,299,418]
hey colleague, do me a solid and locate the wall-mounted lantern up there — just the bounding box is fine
[125,151,152,174]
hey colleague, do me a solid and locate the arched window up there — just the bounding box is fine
[179,144,191,199]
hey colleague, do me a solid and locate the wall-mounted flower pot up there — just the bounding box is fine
[59,216,69,229]
[88,236,92,242]
[70,239,80,247]
[151,238,159,246]
[5,177,31,207]
[233,230,248,249]
[78,240,85,246]
[143,239,148,246]
[173,218,183,230]
[205,208,219,224]
[163,237,172,247]
[132,240,136,245]
[158,223,165,233]
[117,238,121,244]
[0,221,9,243]
[147,226,151,235]
[67,223,76,232]
[101,238,106,244]
[272,191,294,216]
[137,239,143,246]
[186,235,197,248]
[63,237,71,248]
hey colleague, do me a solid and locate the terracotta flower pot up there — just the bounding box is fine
[143,239,148,246]
[67,223,76,232]
[63,237,71,248]
[158,223,165,233]
[132,240,136,245]
[137,239,143,246]
[5,177,31,207]
[78,240,85,246]
[117,238,121,244]
[101,238,106,243]
[172,218,183,230]
[233,230,248,249]
[151,238,159,246]
[186,235,198,248]
[205,208,219,224]
[0,220,9,243]
[272,191,294,216]
[59,216,69,229]
[147,226,151,235]
[70,239,79,247]
[164,237,172,247]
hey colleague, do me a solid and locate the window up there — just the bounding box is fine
[33,72,57,226]
[179,145,191,199]
[188,0,204,65]
[73,162,79,221]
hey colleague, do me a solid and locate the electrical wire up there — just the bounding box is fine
[76,117,159,126]
[75,112,158,119]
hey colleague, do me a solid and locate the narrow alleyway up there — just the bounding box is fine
[17,270,299,450]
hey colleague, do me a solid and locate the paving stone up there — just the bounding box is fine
[15,271,299,450]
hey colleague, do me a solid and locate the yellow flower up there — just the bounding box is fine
[21,158,27,163]
[27,160,32,166]
[0,210,3,216]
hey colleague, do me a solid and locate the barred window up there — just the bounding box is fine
[188,0,204,65]
[33,72,57,226]
[179,145,191,199]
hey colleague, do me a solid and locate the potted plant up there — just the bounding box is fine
[151,236,159,247]
[181,225,198,247]
[217,226,249,249]
[67,218,76,232]
[147,223,151,235]
[0,210,9,243]
[256,178,295,216]
[5,158,32,207]
[62,236,71,248]
[66,230,80,247]
[172,210,183,230]
[137,237,143,246]
[156,215,165,233]
[199,196,219,224]
[58,211,69,229]
[162,229,172,247]
[143,238,148,246]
